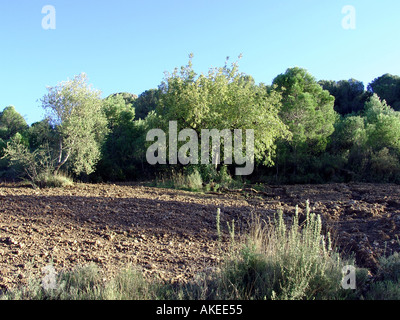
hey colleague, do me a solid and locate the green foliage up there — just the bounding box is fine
[2,135,72,188]
[0,138,6,158]
[134,89,161,120]
[366,280,400,300]
[366,252,400,300]
[153,167,203,191]
[146,55,290,188]
[368,73,400,111]
[330,115,367,153]
[103,267,171,300]
[216,208,222,242]
[96,94,154,181]
[376,252,400,283]
[153,164,243,192]
[27,118,58,151]
[367,148,400,182]
[219,203,350,300]
[41,73,108,176]
[107,92,137,107]
[3,133,44,182]
[156,54,289,167]
[1,62,400,186]
[329,92,400,180]
[196,164,232,186]
[272,68,338,179]
[319,79,370,115]
[1,264,172,300]
[0,106,29,180]
[328,94,400,182]
[35,172,73,188]
[273,68,337,152]
[364,94,400,154]
[0,106,28,140]
[103,93,136,129]
[271,89,400,184]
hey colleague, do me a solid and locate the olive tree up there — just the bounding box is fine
[40,73,108,175]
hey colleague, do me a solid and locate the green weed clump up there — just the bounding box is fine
[1,264,172,300]
[216,202,354,300]
[151,165,245,192]
[35,172,74,188]
[1,264,103,300]
[366,252,400,300]
[152,168,203,192]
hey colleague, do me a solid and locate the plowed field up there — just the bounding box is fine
[1,182,399,291]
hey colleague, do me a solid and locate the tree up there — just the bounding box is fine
[96,93,148,181]
[0,106,29,180]
[328,94,400,182]
[155,55,289,170]
[0,138,6,157]
[40,73,108,175]
[103,93,136,130]
[364,94,400,153]
[108,92,137,104]
[329,115,367,154]
[105,92,137,124]
[134,89,161,120]
[367,74,400,111]
[0,106,28,140]
[28,118,57,151]
[360,94,400,181]
[272,67,337,178]
[3,132,53,183]
[319,79,370,115]
[273,68,337,152]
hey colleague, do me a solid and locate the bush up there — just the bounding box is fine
[377,252,400,282]
[2,137,74,188]
[368,148,400,182]
[103,267,173,300]
[217,202,354,300]
[153,167,203,191]
[0,264,103,300]
[366,252,400,300]
[1,264,172,300]
[182,169,203,191]
[35,172,74,188]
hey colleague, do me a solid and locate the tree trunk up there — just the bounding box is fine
[54,141,71,174]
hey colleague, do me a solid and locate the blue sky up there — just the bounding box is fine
[0,0,399,125]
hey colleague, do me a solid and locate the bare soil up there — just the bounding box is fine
[1,182,400,292]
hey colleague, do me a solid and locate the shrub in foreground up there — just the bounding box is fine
[366,252,400,300]
[212,203,356,300]
[1,264,172,300]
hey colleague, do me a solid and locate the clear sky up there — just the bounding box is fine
[0,0,399,125]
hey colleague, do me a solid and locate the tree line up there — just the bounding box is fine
[1,56,400,187]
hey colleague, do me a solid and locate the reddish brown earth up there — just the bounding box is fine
[0,182,400,292]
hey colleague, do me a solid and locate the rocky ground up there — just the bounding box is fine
[0,182,399,292]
